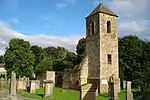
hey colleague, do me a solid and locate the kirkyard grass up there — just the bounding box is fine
[18,87,127,100]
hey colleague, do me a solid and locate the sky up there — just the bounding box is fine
[0,0,150,55]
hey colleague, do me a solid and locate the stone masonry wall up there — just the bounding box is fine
[86,14,100,79]
[99,13,119,79]
[99,13,119,93]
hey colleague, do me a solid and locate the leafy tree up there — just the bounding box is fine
[30,45,46,71]
[0,55,3,63]
[119,35,145,87]
[3,38,35,78]
[35,57,53,76]
[139,41,150,91]
[76,37,86,64]
[44,46,77,71]
[44,46,57,57]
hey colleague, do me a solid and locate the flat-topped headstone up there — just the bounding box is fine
[44,80,54,99]
[26,77,30,87]
[123,81,126,89]
[109,76,119,100]
[126,81,132,93]
[9,71,16,96]
[17,78,26,91]
[126,81,133,100]
[35,80,40,89]
[30,80,36,93]
[46,71,55,83]
[109,82,119,100]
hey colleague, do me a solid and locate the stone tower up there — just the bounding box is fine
[85,3,120,93]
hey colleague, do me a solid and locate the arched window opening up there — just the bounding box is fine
[107,21,111,33]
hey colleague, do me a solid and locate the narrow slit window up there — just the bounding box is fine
[107,54,112,64]
[107,21,111,33]
[91,21,95,34]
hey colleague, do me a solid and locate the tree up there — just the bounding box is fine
[3,38,35,78]
[76,37,86,64]
[0,55,3,63]
[139,41,150,91]
[30,45,46,72]
[44,46,57,57]
[35,57,53,76]
[44,46,77,71]
[119,35,145,87]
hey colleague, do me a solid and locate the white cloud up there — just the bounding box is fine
[0,20,83,55]
[105,0,150,38]
[55,0,75,8]
[92,0,150,39]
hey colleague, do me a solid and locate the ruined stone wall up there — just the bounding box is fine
[80,56,88,85]
[62,69,80,90]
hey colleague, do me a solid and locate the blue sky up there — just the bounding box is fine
[0,0,149,55]
[0,0,109,36]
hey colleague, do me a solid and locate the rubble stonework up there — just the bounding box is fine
[80,3,120,95]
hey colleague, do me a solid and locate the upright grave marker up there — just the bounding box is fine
[9,71,16,96]
[126,81,133,100]
[44,71,55,99]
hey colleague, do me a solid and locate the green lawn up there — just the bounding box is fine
[18,87,126,100]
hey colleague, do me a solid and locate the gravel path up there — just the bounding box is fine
[0,89,37,100]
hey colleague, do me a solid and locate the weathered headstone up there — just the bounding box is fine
[9,71,16,96]
[44,71,55,99]
[126,81,133,100]
[17,78,26,91]
[109,76,119,100]
[26,77,30,87]
[46,71,55,84]
[44,80,54,99]
[123,81,126,89]
[30,80,36,93]
[35,80,40,89]
[109,82,119,100]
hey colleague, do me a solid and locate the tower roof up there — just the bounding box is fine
[86,3,118,18]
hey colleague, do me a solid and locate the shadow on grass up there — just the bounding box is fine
[99,93,109,98]
[37,93,44,98]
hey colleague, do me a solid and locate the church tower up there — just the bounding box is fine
[85,3,120,93]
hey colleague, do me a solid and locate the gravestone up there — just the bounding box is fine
[17,78,26,91]
[109,76,119,100]
[46,71,55,84]
[123,81,126,89]
[9,71,16,96]
[30,80,36,93]
[35,80,40,89]
[126,81,133,100]
[44,80,54,99]
[26,77,30,87]
[109,82,119,100]
[44,71,55,99]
